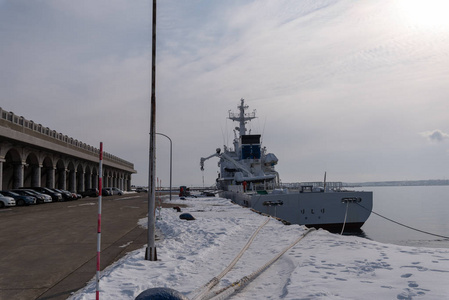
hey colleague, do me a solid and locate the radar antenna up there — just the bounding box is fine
[228,98,256,136]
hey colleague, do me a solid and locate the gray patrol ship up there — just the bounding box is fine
[201,99,372,231]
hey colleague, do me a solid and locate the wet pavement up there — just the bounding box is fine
[0,192,181,300]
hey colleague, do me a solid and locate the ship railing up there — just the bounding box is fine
[250,181,278,193]
[228,111,256,119]
[282,182,344,191]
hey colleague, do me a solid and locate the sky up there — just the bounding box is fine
[69,195,449,299]
[1,0,449,187]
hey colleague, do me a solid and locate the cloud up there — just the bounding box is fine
[2,0,449,186]
[421,130,449,142]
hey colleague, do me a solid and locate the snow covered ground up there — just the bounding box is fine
[70,196,449,299]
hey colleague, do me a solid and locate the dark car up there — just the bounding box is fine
[80,188,99,198]
[12,189,52,204]
[58,189,79,200]
[0,191,36,206]
[136,187,148,193]
[50,188,73,201]
[20,187,62,202]
[102,188,112,196]
[201,191,216,197]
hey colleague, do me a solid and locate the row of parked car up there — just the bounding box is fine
[0,186,124,208]
[80,187,124,197]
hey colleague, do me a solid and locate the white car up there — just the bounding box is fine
[104,187,123,195]
[0,193,16,208]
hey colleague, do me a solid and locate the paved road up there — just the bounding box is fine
[0,192,176,300]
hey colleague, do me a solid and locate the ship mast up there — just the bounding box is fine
[228,98,256,136]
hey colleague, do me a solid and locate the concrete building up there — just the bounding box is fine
[0,107,136,192]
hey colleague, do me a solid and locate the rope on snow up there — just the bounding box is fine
[208,227,316,300]
[192,217,271,300]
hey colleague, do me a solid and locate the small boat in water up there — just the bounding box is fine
[200,99,372,231]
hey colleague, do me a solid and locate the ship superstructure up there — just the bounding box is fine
[201,99,279,191]
[201,99,372,231]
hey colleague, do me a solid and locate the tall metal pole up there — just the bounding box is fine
[146,0,157,261]
[96,142,103,299]
[156,133,172,201]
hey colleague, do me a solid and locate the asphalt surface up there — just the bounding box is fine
[0,192,180,300]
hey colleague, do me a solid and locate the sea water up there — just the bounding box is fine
[355,185,449,248]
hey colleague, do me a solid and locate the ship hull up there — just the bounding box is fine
[220,190,373,231]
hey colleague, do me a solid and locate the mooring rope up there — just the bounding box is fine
[356,202,449,240]
[191,217,271,300]
[340,201,350,235]
[207,228,316,300]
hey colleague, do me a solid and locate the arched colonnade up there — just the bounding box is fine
[0,142,131,192]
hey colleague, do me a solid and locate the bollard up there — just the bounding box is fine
[179,213,195,220]
[135,287,189,300]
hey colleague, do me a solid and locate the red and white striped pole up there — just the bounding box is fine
[96,142,103,300]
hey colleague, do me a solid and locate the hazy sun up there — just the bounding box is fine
[395,0,449,30]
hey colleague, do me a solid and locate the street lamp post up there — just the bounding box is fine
[146,0,157,262]
[156,133,172,200]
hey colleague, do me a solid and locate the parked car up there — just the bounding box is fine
[13,189,52,203]
[136,187,148,193]
[20,187,62,202]
[0,193,16,208]
[58,189,80,200]
[0,191,36,206]
[104,187,123,195]
[102,188,112,196]
[201,191,216,197]
[50,188,73,201]
[80,188,99,198]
